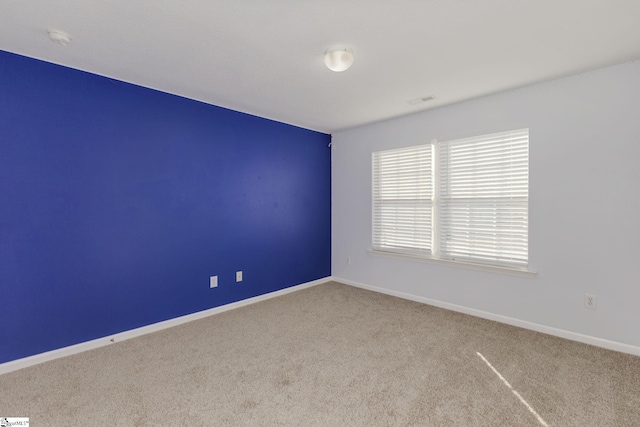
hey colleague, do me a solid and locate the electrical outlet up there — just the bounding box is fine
[236,271,243,282]
[584,294,597,309]
[210,276,218,288]
[347,256,352,265]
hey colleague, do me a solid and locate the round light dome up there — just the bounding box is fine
[324,49,354,72]
[48,29,72,46]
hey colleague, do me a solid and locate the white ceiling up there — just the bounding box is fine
[2,1,640,134]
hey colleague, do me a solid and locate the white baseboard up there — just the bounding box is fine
[0,277,331,376]
[333,276,640,357]
[6,275,636,376]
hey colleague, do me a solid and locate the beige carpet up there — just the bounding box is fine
[2,281,639,426]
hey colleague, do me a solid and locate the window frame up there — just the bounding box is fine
[371,129,536,277]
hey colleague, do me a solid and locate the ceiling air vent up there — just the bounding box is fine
[408,96,434,105]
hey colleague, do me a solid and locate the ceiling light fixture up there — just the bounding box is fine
[47,29,72,46]
[324,49,354,72]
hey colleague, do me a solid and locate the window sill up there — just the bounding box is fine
[367,249,538,278]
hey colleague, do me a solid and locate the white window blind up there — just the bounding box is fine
[372,144,432,255]
[372,128,529,269]
[438,129,528,265]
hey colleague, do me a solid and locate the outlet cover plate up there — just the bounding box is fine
[584,294,597,309]
[210,276,218,288]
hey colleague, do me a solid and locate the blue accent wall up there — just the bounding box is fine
[0,50,331,364]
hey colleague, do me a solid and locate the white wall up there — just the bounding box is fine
[332,61,640,350]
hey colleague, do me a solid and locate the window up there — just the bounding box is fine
[372,144,433,255]
[372,128,529,270]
